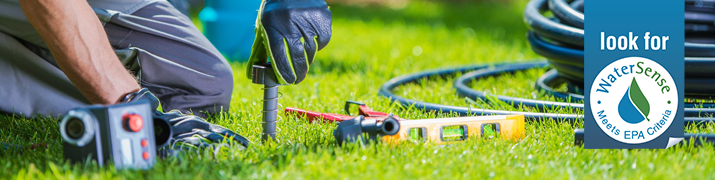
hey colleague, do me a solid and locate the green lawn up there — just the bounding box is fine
[3,0,715,179]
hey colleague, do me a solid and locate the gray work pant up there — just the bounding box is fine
[0,0,234,118]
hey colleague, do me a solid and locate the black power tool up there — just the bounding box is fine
[60,101,159,169]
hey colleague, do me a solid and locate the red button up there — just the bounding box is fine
[122,114,144,132]
[142,152,150,160]
[141,139,148,147]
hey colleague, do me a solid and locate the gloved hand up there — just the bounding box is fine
[120,88,163,116]
[159,110,250,149]
[247,0,332,85]
[121,88,250,149]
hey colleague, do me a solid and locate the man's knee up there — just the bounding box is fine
[201,63,234,114]
[145,55,234,117]
[191,67,233,116]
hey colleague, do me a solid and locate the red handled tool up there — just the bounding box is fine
[285,101,399,123]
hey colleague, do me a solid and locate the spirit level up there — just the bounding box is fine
[380,115,525,144]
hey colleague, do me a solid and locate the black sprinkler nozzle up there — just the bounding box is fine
[333,115,400,145]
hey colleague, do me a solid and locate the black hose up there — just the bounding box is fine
[535,69,583,102]
[524,0,715,97]
[686,42,715,57]
[549,0,583,28]
[524,0,583,47]
[454,62,583,111]
[378,63,581,123]
[685,57,715,77]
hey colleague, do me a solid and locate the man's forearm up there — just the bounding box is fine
[19,0,140,104]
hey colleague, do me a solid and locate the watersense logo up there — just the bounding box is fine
[590,57,678,144]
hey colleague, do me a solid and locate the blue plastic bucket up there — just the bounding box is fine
[200,0,262,61]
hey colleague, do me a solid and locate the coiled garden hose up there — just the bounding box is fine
[525,0,715,97]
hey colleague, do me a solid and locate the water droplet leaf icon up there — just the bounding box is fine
[617,78,651,124]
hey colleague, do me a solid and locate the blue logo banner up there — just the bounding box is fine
[585,0,684,148]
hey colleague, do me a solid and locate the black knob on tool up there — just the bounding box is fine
[333,115,401,145]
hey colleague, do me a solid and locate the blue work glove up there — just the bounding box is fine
[247,0,333,84]
[122,88,250,149]
[159,110,250,149]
